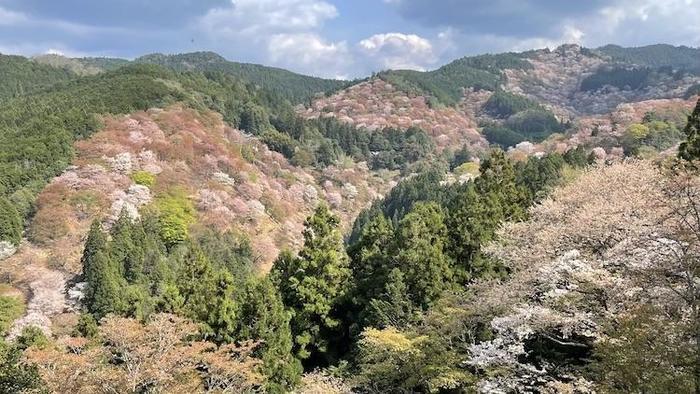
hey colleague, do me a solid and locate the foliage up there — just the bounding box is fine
[378,53,531,106]
[623,120,684,155]
[134,51,348,104]
[483,124,526,147]
[483,107,565,147]
[593,306,695,393]
[79,213,300,389]
[153,190,196,248]
[271,205,351,365]
[14,327,50,351]
[394,202,452,308]
[0,54,75,101]
[346,150,573,340]
[679,99,700,161]
[504,109,566,140]
[580,66,652,91]
[0,295,24,336]
[483,89,542,118]
[596,44,700,71]
[129,171,156,188]
[237,278,303,392]
[0,339,44,393]
[26,314,264,393]
[468,161,700,392]
[0,196,21,246]
[355,311,477,393]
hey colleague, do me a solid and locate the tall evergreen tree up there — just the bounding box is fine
[395,202,452,308]
[679,99,700,161]
[0,196,21,246]
[109,211,146,282]
[475,149,528,222]
[348,214,395,326]
[177,246,238,343]
[84,250,125,318]
[81,220,107,278]
[446,184,505,281]
[271,204,351,363]
[238,278,302,393]
[367,268,417,329]
[81,220,128,318]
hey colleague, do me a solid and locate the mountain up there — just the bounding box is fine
[134,52,350,103]
[0,53,76,100]
[595,43,700,70]
[303,44,700,157]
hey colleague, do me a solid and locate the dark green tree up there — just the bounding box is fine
[239,101,270,135]
[109,211,146,282]
[367,268,418,329]
[446,184,505,282]
[679,99,700,161]
[80,220,107,280]
[348,214,395,327]
[271,204,351,363]
[395,202,452,308]
[237,278,302,393]
[0,196,22,246]
[475,149,528,222]
[177,246,239,343]
[0,339,44,393]
[84,250,125,319]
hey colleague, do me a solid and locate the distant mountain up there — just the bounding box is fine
[303,43,700,154]
[595,44,700,70]
[376,52,532,106]
[130,51,349,104]
[0,53,76,100]
[75,56,132,72]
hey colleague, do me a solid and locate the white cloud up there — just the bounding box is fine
[195,0,350,77]
[198,0,337,38]
[268,33,351,79]
[583,0,700,47]
[358,32,437,71]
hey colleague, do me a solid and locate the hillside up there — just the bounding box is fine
[0,53,76,100]
[595,43,700,70]
[1,104,393,334]
[133,52,350,104]
[298,78,488,151]
[301,44,700,156]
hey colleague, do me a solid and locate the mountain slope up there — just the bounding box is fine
[132,51,348,104]
[300,78,488,151]
[595,43,700,70]
[302,44,700,156]
[0,54,76,100]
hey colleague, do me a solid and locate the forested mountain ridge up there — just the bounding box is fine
[131,52,350,104]
[303,43,700,160]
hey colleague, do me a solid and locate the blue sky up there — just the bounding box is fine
[0,0,699,79]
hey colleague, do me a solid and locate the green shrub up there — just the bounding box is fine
[0,295,24,335]
[15,326,49,350]
[130,171,156,187]
[154,190,195,247]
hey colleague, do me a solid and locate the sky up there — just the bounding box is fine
[0,0,699,79]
